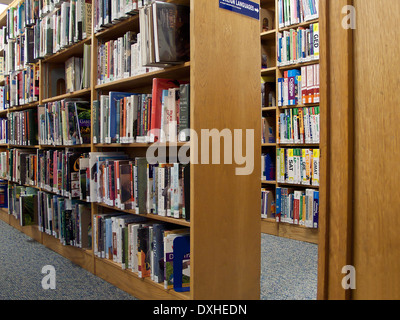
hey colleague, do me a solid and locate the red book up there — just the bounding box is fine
[150,78,186,142]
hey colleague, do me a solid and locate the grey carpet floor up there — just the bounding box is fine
[0,219,317,300]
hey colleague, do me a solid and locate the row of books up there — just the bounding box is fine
[276,188,319,228]
[96,31,162,85]
[7,149,38,187]
[93,0,144,33]
[3,29,36,75]
[262,153,275,182]
[65,48,92,93]
[7,109,39,146]
[138,1,190,67]
[262,116,275,144]
[278,64,320,107]
[38,100,91,146]
[33,0,92,59]
[0,180,7,208]
[0,119,7,145]
[277,148,320,186]
[3,65,40,108]
[80,152,190,221]
[36,149,83,199]
[277,23,319,66]
[37,192,92,248]
[93,213,190,291]
[278,0,319,29]
[278,106,320,144]
[93,80,190,145]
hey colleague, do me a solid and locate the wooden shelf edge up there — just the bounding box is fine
[278,18,320,32]
[96,202,190,227]
[42,88,92,104]
[261,219,319,244]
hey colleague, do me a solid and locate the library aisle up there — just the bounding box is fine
[0,219,317,300]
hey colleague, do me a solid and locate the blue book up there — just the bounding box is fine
[313,191,319,229]
[108,92,135,143]
[278,78,284,107]
[276,187,282,222]
[153,224,168,283]
[288,69,301,105]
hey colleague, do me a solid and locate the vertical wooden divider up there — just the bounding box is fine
[190,0,261,300]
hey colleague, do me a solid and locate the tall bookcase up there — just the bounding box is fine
[260,0,320,244]
[0,0,261,300]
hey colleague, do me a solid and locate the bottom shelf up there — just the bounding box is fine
[261,218,319,244]
[0,209,190,300]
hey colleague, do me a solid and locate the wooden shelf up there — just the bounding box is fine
[96,202,190,228]
[95,62,190,92]
[42,88,92,103]
[43,37,92,64]
[279,103,320,110]
[39,144,92,149]
[7,102,39,112]
[261,180,277,185]
[277,182,320,189]
[262,106,277,111]
[278,59,319,71]
[278,18,320,32]
[261,67,277,76]
[261,29,276,41]
[262,143,276,147]
[261,218,319,244]
[95,142,187,148]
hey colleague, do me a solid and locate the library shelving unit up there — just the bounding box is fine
[260,0,320,244]
[0,0,261,300]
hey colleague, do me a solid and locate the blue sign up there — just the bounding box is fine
[219,0,260,20]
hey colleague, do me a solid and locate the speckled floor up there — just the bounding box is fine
[0,219,318,300]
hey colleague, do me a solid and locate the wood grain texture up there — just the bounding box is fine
[352,0,400,300]
[190,0,261,300]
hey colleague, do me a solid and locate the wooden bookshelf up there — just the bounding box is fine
[260,0,320,244]
[0,0,261,301]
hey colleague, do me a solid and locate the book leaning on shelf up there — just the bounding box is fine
[261,189,275,220]
[65,48,92,93]
[139,1,190,67]
[277,148,320,187]
[0,119,7,144]
[38,100,91,146]
[276,187,319,228]
[0,152,8,180]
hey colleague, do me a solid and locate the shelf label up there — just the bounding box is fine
[219,0,260,20]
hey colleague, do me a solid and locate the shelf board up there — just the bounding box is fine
[278,18,320,32]
[261,218,319,244]
[94,256,190,300]
[262,143,276,147]
[261,180,277,185]
[278,59,319,71]
[277,182,320,189]
[95,14,140,40]
[8,145,40,149]
[95,142,187,148]
[95,62,191,92]
[261,29,276,41]
[279,103,320,110]
[42,88,92,103]
[261,67,276,76]
[278,143,320,147]
[262,106,277,111]
[42,37,92,64]
[96,202,190,228]
[39,144,92,149]
[7,102,39,112]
